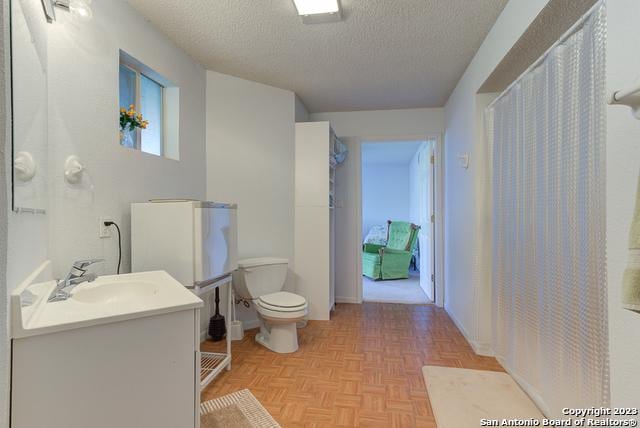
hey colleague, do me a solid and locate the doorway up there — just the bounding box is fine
[360,140,435,304]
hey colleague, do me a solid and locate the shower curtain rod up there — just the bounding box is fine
[486,0,604,111]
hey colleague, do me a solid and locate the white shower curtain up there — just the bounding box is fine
[489,3,608,416]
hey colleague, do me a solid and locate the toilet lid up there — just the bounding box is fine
[258,292,306,309]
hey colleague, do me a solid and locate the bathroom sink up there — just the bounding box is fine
[71,281,160,304]
[10,265,203,339]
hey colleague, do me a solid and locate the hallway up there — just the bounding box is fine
[362,272,430,304]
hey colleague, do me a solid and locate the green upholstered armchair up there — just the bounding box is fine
[362,220,420,280]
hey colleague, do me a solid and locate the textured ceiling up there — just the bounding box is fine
[362,141,422,165]
[479,0,597,93]
[125,0,508,112]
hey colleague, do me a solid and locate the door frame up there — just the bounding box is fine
[353,134,445,307]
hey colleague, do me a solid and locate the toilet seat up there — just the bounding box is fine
[258,291,306,311]
[256,292,308,319]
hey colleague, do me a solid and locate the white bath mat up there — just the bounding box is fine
[422,366,543,427]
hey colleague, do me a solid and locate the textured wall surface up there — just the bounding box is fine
[206,71,296,328]
[45,0,207,281]
[295,95,309,122]
[125,0,508,112]
[361,163,410,238]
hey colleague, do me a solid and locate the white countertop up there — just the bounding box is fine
[11,264,203,339]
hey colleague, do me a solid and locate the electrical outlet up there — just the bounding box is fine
[99,217,113,238]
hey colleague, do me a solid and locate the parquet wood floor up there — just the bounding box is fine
[201,302,503,427]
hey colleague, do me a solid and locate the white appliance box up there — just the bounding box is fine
[132,201,238,288]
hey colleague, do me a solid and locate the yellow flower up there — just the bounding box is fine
[120,107,126,113]
[129,104,135,109]
[127,111,134,117]
[137,113,142,120]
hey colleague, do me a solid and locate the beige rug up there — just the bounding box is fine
[422,366,544,428]
[201,389,280,428]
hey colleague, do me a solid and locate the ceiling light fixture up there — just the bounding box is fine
[292,0,342,24]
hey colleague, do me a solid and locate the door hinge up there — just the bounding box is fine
[431,274,435,282]
[430,155,435,164]
[430,214,435,223]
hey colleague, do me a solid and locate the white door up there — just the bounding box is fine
[417,143,435,302]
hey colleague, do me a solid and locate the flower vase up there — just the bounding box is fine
[120,128,136,149]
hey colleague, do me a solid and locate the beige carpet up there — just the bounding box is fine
[201,389,280,428]
[422,366,543,428]
[363,272,430,304]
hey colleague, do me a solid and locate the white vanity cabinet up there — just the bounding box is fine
[10,266,204,428]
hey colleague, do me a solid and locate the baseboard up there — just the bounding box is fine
[472,341,495,356]
[335,296,362,304]
[445,306,494,357]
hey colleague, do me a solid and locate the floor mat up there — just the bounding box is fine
[201,389,280,428]
[422,366,543,427]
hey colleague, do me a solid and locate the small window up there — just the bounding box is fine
[118,51,179,159]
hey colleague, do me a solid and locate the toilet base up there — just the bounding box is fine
[255,320,300,353]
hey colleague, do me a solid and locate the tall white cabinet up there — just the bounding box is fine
[295,122,336,320]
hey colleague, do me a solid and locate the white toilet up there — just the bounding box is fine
[232,257,308,353]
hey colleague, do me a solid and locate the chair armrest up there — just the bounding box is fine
[363,243,385,253]
[380,248,410,256]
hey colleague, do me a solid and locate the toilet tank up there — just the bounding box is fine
[232,258,288,299]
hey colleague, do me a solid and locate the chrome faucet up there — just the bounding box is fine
[48,258,104,302]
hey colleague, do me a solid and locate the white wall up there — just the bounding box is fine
[206,71,296,326]
[605,0,640,406]
[295,95,310,122]
[46,0,207,280]
[310,108,445,138]
[361,162,410,238]
[443,0,551,354]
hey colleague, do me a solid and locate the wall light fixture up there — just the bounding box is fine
[41,0,93,23]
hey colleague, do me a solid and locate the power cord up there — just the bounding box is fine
[103,221,122,274]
